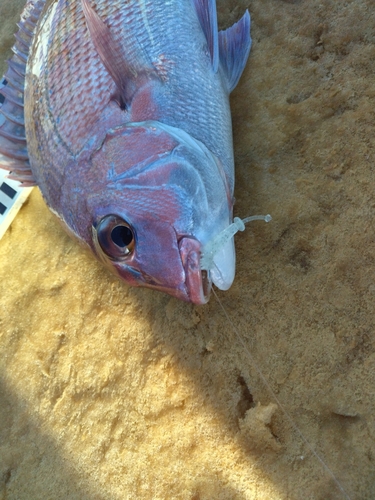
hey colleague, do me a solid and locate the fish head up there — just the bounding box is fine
[90,204,212,304]
[78,121,233,304]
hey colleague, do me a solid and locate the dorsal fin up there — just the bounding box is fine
[0,0,46,186]
[81,0,155,110]
[191,0,219,72]
[218,10,252,93]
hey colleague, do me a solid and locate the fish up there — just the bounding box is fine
[0,0,255,304]
[0,6,354,496]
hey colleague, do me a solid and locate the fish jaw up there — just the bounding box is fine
[179,236,211,304]
[120,236,210,304]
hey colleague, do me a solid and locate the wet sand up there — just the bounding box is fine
[0,1,374,499]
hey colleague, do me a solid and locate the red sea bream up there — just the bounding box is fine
[0,0,254,303]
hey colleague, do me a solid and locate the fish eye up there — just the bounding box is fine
[95,214,135,259]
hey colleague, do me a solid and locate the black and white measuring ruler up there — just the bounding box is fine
[0,78,33,240]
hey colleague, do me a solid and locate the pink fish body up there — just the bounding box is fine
[0,0,251,304]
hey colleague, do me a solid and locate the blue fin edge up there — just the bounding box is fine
[219,10,252,92]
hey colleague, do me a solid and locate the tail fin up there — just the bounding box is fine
[219,10,252,93]
[191,1,251,92]
[0,0,46,186]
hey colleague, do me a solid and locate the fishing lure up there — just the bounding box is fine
[0,0,270,303]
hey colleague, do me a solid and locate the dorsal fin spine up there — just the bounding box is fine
[0,0,47,186]
[0,85,23,108]
[7,59,26,79]
[0,128,26,144]
[11,47,28,64]
[17,22,34,38]
[1,108,25,127]
[14,33,30,53]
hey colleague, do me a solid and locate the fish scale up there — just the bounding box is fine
[130,1,235,172]
[29,0,234,188]
[1,0,253,303]
[45,1,114,152]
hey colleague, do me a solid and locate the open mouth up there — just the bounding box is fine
[200,270,212,302]
[179,236,211,304]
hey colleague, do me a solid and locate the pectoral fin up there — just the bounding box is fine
[81,0,155,109]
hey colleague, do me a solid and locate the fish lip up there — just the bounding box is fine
[179,236,211,305]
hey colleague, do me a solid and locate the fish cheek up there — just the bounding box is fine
[124,219,186,289]
[111,263,144,288]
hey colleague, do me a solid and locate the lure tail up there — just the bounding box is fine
[0,0,46,186]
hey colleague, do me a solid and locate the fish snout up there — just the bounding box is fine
[179,237,211,305]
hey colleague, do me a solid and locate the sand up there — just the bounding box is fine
[0,1,374,499]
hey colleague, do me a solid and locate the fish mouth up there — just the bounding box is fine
[99,236,211,304]
[123,264,211,304]
[179,236,211,304]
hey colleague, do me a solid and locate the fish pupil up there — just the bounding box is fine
[111,225,133,248]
